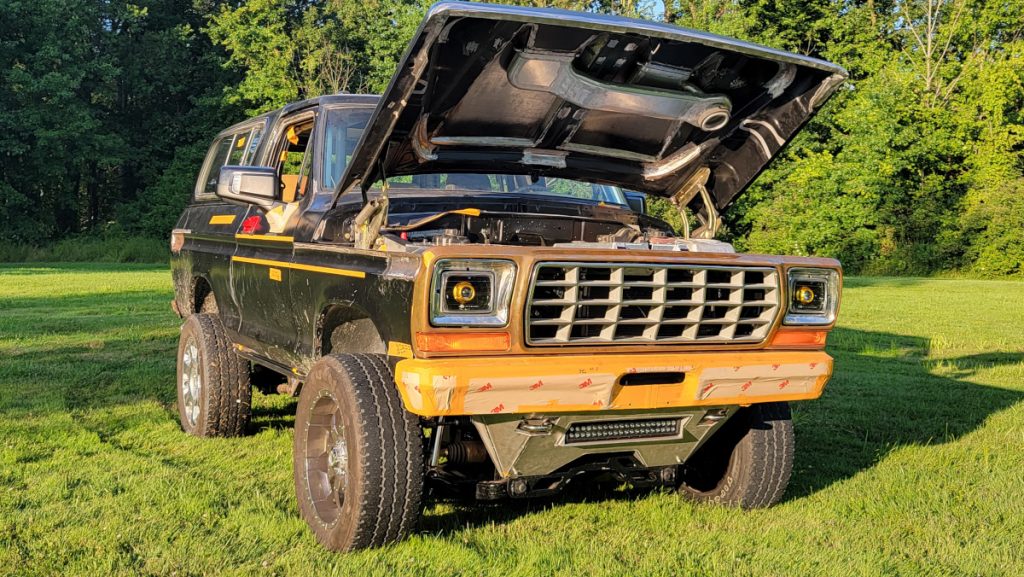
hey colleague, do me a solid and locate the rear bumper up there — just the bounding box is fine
[394,350,832,417]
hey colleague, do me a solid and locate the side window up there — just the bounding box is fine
[242,126,263,165]
[200,137,233,196]
[227,131,248,165]
[275,119,315,203]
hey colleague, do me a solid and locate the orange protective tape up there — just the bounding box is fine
[395,350,833,417]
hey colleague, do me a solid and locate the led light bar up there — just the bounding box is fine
[564,418,680,444]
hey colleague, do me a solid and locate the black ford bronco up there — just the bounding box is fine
[170,2,847,551]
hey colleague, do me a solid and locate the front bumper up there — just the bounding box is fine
[394,350,833,417]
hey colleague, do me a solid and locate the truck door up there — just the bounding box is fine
[230,109,318,368]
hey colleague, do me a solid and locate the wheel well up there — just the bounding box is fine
[317,305,385,357]
[193,277,218,314]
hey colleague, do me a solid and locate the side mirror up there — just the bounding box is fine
[624,190,647,214]
[216,166,277,209]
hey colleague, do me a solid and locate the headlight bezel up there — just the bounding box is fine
[783,267,840,326]
[429,258,517,327]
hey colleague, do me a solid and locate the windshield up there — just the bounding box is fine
[323,106,628,206]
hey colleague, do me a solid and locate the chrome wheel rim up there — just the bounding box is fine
[181,337,201,427]
[305,392,348,525]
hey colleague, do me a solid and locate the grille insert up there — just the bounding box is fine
[527,263,780,345]
[564,418,681,444]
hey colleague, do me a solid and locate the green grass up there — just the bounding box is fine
[2,265,1023,576]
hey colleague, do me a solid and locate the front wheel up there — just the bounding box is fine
[293,353,424,551]
[678,402,794,508]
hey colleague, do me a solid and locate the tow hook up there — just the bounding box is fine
[516,417,554,436]
[699,408,729,426]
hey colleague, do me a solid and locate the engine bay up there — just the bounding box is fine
[317,191,733,253]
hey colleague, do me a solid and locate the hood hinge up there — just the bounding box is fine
[669,167,721,239]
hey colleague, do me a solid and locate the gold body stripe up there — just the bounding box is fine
[209,215,236,225]
[232,256,365,279]
[235,234,294,243]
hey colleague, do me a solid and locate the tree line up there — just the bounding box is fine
[1,0,1021,274]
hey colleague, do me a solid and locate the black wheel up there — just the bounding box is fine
[176,313,251,437]
[678,402,794,508]
[293,353,424,551]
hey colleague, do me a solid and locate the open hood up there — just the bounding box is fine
[337,1,847,214]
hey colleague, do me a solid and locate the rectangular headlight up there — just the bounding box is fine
[784,268,839,326]
[430,259,516,327]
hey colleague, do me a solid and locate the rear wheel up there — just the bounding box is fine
[678,402,794,508]
[176,313,251,437]
[293,353,424,551]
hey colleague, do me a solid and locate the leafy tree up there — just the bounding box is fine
[0,0,1021,276]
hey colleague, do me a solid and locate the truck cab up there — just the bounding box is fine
[170,2,846,552]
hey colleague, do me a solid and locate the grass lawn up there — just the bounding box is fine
[1,264,1023,576]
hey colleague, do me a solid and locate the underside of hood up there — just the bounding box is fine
[336,1,847,214]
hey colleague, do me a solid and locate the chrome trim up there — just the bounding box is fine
[525,262,780,345]
[783,267,839,326]
[430,259,517,327]
[430,135,539,148]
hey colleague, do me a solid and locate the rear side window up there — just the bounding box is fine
[243,126,263,164]
[200,137,233,196]
[195,123,266,200]
[227,133,248,165]
[227,126,265,165]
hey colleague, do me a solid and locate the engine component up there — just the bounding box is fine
[551,238,735,253]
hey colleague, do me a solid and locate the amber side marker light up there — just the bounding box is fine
[415,331,511,353]
[770,329,828,347]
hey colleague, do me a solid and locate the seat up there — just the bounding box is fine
[280,174,307,203]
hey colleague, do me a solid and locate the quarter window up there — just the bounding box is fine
[196,123,266,200]
[201,137,233,196]
[242,126,263,164]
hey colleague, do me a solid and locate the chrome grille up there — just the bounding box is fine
[526,263,780,345]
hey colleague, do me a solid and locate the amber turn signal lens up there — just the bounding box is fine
[769,329,828,347]
[415,331,511,353]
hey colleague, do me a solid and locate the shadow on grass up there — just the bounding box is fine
[420,478,658,534]
[784,327,1024,500]
[250,399,298,432]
